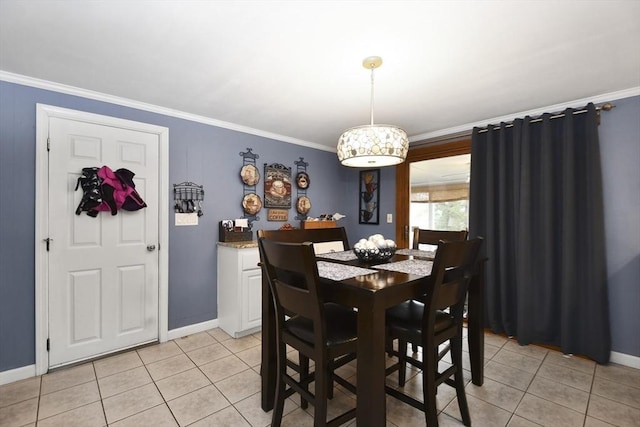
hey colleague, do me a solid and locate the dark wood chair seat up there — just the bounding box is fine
[286,303,358,346]
[386,300,453,339]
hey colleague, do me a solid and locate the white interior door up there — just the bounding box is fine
[47,116,160,368]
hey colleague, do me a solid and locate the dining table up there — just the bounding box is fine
[260,247,485,426]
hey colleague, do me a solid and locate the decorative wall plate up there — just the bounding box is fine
[296,171,310,189]
[240,164,260,186]
[296,196,312,215]
[242,193,262,215]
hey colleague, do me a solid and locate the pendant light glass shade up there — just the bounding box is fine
[337,56,408,167]
[337,124,408,167]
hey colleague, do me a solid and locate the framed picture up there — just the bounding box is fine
[359,169,379,224]
[264,163,292,209]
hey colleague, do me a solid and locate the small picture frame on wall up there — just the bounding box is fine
[359,169,379,224]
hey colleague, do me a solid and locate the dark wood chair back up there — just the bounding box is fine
[258,227,349,250]
[429,238,483,316]
[258,238,326,342]
[412,228,468,250]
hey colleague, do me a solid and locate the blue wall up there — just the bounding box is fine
[0,79,638,373]
[0,80,365,371]
[598,96,640,358]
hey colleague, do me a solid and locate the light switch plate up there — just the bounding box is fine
[387,213,393,223]
[175,212,198,226]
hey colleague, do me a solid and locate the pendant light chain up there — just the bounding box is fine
[370,64,375,126]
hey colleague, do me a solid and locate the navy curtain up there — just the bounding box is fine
[469,103,611,363]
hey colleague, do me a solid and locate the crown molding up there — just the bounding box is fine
[0,70,334,153]
[409,86,640,143]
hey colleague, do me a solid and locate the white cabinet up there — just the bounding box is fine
[217,243,262,338]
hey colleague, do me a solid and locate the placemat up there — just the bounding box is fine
[395,248,436,258]
[317,261,376,281]
[374,259,433,277]
[316,250,359,262]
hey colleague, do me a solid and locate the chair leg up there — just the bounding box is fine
[272,344,287,427]
[314,358,329,427]
[326,359,334,399]
[299,354,310,409]
[423,339,439,427]
[451,334,471,426]
[398,338,407,387]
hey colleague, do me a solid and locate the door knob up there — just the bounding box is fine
[147,244,156,252]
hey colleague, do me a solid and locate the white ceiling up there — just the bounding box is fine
[1,1,639,152]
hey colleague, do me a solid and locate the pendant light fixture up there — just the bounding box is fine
[337,56,409,167]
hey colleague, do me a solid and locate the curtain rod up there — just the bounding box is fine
[476,102,615,133]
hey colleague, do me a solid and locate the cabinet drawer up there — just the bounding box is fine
[241,250,261,271]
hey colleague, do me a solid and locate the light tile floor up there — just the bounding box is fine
[1,327,639,426]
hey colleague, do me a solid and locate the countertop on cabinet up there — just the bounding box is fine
[217,240,258,249]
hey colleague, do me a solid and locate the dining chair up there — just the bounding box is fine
[412,228,468,250]
[258,226,351,402]
[404,228,469,353]
[385,237,483,427]
[258,237,358,427]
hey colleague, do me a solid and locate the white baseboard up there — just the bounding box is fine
[610,351,640,369]
[0,364,36,386]
[0,319,219,386]
[166,318,219,341]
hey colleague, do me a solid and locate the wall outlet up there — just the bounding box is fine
[386,213,393,223]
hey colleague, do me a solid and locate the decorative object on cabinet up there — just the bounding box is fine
[294,157,310,221]
[240,148,260,227]
[359,169,379,224]
[301,220,337,229]
[219,220,253,242]
[217,243,262,337]
[264,163,292,209]
[173,181,204,217]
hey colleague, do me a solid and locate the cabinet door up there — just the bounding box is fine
[242,269,263,331]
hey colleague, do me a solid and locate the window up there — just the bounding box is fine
[409,154,470,248]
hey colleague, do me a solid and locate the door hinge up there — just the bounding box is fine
[47,137,50,151]
[44,238,53,251]
[46,338,50,352]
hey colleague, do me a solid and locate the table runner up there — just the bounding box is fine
[374,259,433,277]
[316,250,359,262]
[317,261,376,281]
[395,248,435,259]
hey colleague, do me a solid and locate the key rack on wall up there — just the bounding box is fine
[174,181,204,216]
